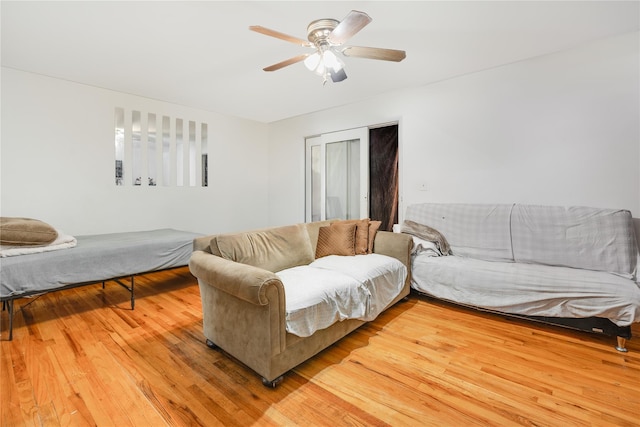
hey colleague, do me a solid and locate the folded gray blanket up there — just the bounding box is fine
[401,220,452,255]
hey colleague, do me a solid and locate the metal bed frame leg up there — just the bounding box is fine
[112,276,135,310]
[8,300,14,341]
[1,300,14,341]
[2,274,140,341]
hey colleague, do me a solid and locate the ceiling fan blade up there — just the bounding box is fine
[249,25,312,47]
[328,10,372,45]
[263,54,310,72]
[342,46,406,62]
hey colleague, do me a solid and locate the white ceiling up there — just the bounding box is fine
[2,1,638,123]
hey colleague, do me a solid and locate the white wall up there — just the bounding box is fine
[267,32,640,226]
[1,68,269,235]
[3,31,638,236]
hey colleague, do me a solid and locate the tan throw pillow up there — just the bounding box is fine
[367,220,382,253]
[315,222,357,258]
[0,217,58,246]
[304,220,334,252]
[336,218,370,255]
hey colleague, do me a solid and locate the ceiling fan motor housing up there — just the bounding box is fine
[307,19,339,48]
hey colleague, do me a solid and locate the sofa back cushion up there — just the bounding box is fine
[303,220,334,253]
[404,203,514,262]
[511,205,638,278]
[215,224,315,272]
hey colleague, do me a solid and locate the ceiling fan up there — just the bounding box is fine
[250,10,406,84]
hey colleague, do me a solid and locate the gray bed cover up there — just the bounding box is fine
[1,228,202,299]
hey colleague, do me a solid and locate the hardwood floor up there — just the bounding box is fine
[2,267,639,426]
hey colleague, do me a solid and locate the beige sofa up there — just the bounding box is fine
[189,220,412,387]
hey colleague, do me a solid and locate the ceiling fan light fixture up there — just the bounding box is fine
[330,67,348,83]
[304,48,345,79]
[304,52,321,71]
[309,57,327,76]
[314,62,326,76]
[322,49,343,72]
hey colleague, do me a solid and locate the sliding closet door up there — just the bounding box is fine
[369,124,399,231]
[305,128,369,222]
[306,135,323,222]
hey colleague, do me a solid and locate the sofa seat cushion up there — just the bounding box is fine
[411,254,640,326]
[277,254,407,337]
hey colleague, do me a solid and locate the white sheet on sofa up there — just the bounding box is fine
[411,254,640,326]
[277,254,407,337]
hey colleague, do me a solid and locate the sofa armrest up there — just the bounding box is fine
[189,250,284,306]
[372,231,413,276]
[190,250,287,365]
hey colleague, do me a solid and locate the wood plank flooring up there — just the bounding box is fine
[1,267,639,426]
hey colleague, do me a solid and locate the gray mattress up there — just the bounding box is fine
[0,228,202,299]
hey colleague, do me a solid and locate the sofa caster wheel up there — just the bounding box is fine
[262,376,283,388]
[205,339,218,349]
[615,336,628,353]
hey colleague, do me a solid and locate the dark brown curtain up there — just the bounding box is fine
[369,125,399,231]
